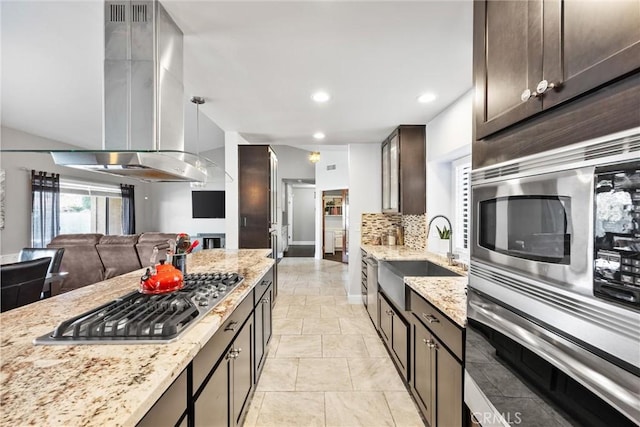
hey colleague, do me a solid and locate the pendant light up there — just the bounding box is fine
[190,96,207,189]
[309,151,321,163]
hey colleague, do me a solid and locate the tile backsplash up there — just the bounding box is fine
[401,214,427,250]
[361,213,426,250]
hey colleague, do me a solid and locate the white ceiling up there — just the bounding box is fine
[1,0,473,152]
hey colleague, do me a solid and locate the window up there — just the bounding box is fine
[452,156,470,255]
[59,180,123,235]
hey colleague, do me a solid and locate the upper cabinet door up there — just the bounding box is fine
[388,134,400,213]
[380,126,425,215]
[474,0,640,143]
[542,0,640,109]
[381,140,391,211]
[474,0,543,140]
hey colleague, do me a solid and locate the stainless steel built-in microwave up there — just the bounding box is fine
[472,166,592,295]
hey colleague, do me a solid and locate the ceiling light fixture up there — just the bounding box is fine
[418,93,437,103]
[309,152,321,163]
[190,96,207,189]
[313,132,326,140]
[311,91,331,103]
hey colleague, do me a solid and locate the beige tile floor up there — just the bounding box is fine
[244,258,425,427]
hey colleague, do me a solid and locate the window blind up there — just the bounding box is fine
[453,157,470,254]
[59,179,122,198]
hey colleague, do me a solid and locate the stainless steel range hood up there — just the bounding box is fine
[53,0,207,183]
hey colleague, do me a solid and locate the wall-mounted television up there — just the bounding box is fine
[192,191,225,218]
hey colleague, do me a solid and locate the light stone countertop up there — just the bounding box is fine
[0,249,274,427]
[361,244,467,327]
[403,277,467,327]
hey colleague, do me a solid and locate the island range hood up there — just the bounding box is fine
[53,0,207,183]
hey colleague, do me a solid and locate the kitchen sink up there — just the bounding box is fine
[378,260,460,311]
[383,260,461,278]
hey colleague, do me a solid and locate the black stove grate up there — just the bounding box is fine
[39,272,243,343]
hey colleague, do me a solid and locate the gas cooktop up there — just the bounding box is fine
[34,272,244,345]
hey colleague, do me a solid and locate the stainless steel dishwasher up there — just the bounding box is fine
[365,256,378,327]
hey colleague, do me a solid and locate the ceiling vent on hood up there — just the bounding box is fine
[53,0,207,183]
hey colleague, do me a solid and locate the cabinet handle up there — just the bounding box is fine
[242,217,247,227]
[422,338,429,344]
[262,298,269,304]
[386,310,393,316]
[536,79,558,95]
[227,350,238,360]
[225,321,238,332]
[428,341,437,350]
[520,89,538,102]
[236,348,242,354]
[422,313,439,324]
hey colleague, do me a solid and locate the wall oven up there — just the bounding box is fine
[466,128,640,426]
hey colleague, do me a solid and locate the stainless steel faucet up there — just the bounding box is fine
[427,214,458,266]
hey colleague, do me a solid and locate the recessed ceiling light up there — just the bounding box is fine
[312,91,331,103]
[418,93,437,103]
[313,132,326,140]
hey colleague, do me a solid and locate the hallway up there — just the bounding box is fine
[244,258,424,427]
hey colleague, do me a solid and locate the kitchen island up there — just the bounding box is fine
[0,249,274,427]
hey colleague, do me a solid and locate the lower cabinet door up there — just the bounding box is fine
[254,298,265,380]
[233,317,253,426]
[391,311,409,379]
[412,322,435,427]
[379,295,392,344]
[195,359,230,427]
[263,286,273,348]
[435,336,463,427]
[137,370,188,427]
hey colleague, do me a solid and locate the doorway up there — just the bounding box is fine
[283,182,316,258]
[322,189,349,263]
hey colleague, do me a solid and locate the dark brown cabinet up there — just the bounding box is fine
[378,292,409,381]
[193,291,255,427]
[137,371,188,427]
[254,279,273,381]
[475,0,640,140]
[231,317,253,427]
[409,289,463,427]
[195,315,253,427]
[238,145,277,248]
[381,125,426,215]
[474,0,640,166]
[238,145,278,302]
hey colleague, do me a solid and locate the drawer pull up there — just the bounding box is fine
[386,310,394,316]
[262,298,269,304]
[225,321,238,332]
[422,313,439,324]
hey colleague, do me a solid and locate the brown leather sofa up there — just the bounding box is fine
[47,234,105,294]
[96,235,143,278]
[135,232,176,267]
[47,232,176,295]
